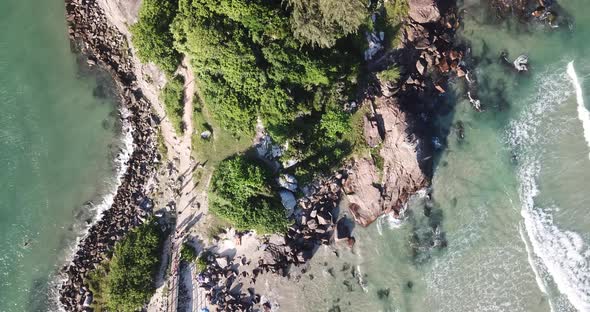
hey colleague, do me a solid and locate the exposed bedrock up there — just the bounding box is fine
[344,98,429,227]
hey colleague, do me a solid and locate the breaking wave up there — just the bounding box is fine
[567,61,590,160]
[508,62,590,311]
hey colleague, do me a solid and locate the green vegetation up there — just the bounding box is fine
[287,0,369,48]
[161,75,185,134]
[130,0,180,74]
[156,127,168,160]
[377,66,401,83]
[171,0,362,137]
[195,252,211,272]
[370,146,384,173]
[210,155,290,233]
[85,220,165,312]
[380,0,409,48]
[86,263,109,312]
[130,0,412,183]
[180,242,198,263]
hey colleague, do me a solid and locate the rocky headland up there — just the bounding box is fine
[343,0,475,228]
[57,0,484,311]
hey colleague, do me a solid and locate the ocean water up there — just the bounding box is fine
[0,0,122,311]
[288,0,590,311]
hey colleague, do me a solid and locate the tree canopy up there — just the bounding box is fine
[103,220,164,312]
[287,0,369,48]
[210,155,290,233]
[130,0,180,74]
[170,0,360,136]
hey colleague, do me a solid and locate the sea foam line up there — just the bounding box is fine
[510,63,590,312]
[566,61,590,160]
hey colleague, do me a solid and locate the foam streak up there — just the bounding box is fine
[567,61,590,160]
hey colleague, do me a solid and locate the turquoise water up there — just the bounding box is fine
[290,1,590,311]
[0,0,120,310]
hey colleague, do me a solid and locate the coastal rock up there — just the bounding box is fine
[363,115,381,148]
[408,0,441,24]
[345,99,428,226]
[343,159,382,226]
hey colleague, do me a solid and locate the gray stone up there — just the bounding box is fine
[408,0,441,24]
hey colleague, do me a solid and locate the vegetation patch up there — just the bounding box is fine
[209,155,291,233]
[131,0,409,182]
[130,0,181,74]
[195,251,212,272]
[156,127,168,161]
[85,219,165,312]
[377,66,401,83]
[161,75,185,135]
[180,242,198,263]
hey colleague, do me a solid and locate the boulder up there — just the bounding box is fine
[216,256,228,268]
[408,0,441,24]
[200,130,212,139]
[279,190,297,216]
[277,174,298,192]
[513,54,528,72]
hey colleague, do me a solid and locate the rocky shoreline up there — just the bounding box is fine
[56,0,482,311]
[58,0,160,310]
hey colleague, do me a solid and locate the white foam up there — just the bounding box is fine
[509,63,590,312]
[566,61,590,160]
[518,221,554,312]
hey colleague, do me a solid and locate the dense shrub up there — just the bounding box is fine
[89,219,165,312]
[377,66,401,83]
[287,0,369,48]
[130,0,181,74]
[209,155,290,233]
[161,75,185,134]
[180,242,198,263]
[171,0,361,136]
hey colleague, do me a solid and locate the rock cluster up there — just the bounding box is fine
[284,175,347,261]
[398,6,481,110]
[59,0,159,310]
[347,1,476,227]
[197,253,265,312]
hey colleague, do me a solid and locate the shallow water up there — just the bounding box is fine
[0,0,121,310]
[291,1,590,311]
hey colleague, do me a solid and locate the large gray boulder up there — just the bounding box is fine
[408,0,440,24]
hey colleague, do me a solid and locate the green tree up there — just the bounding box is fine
[161,75,185,134]
[209,155,290,233]
[180,242,198,263]
[287,0,369,48]
[131,0,180,74]
[103,220,164,312]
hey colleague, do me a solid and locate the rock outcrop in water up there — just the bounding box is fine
[59,0,160,310]
[344,99,429,226]
[344,0,477,227]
